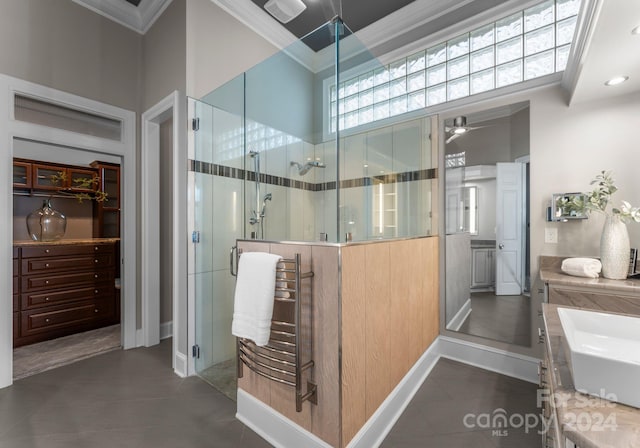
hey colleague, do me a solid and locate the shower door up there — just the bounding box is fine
[189,92,245,399]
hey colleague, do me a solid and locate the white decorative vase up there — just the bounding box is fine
[600,214,630,279]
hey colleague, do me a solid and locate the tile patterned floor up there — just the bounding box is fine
[0,340,541,448]
[458,293,532,347]
[12,325,121,380]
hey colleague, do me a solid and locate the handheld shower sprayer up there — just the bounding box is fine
[290,160,327,176]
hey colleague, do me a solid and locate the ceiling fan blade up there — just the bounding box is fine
[446,133,460,144]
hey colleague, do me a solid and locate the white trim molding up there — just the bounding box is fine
[446,298,472,332]
[438,336,540,384]
[160,321,173,340]
[141,90,188,377]
[237,336,540,448]
[71,0,173,34]
[237,389,333,448]
[0,74,136,389]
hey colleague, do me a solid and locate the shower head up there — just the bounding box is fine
[291,161,326,176]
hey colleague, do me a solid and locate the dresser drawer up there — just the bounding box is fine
[20,298,115,336]
[21,285,114,310]
[21,243,114,259]
[13,294,19,312]
[21,254,113,275]
[13,276,18,294]
[13,258,19,275]
[22,270,114,292]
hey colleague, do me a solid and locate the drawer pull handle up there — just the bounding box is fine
[94,274,98,278]
[94,246,99,251]
[45,249,50,254]
[94,309,99,313]
[95,289,99,294]
[45,297,49,301]
[45,280,49,285]
[45,263,50,267]
[45,318,50,323]
[95,259,99,263]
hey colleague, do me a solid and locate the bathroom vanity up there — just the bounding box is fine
[235,236,440,448]
[539,256,640,315]
[541,303,640,448]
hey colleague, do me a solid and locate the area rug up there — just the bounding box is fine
[13,325,121,380]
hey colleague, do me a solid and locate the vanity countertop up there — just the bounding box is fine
[542,303,640,448]
[540,256,640,294]
[13,238,120,247]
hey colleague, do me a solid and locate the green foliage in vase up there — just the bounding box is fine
[50,171,108,203]
[583,171,640,223]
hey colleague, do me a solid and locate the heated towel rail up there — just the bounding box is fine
[235,252,317,412]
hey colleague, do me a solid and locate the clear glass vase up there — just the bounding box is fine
[600,214,630,279]
[26,198,67,241]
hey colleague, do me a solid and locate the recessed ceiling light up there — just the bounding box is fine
[605,76,629,86]
[632,25,640,35]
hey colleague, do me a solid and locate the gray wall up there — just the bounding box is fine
[142,0,186,111]
[0,0,141,112]
[160,118,174,325]
[530,86,640,278]
[186,0,278,99]
[510,107,530,161]
[446,116,512,165]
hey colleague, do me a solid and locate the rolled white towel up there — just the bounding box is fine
[561,257,602,279]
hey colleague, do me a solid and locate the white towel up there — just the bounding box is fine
[232,252,282,346]
[561,257,602,279]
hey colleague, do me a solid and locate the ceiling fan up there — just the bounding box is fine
[445,116,489,144]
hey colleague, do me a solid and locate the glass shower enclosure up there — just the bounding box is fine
[188,19,435,398]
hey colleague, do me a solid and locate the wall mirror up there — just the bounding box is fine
[444,101,532,347]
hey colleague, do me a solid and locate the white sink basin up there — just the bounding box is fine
[557,307,640,409]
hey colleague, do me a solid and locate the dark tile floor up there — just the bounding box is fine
[458,292,532,347]
[0,341,541,448]
[382,358,542,448]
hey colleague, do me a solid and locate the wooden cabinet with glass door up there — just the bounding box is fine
[91,161,120,238]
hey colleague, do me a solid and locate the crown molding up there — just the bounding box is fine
[71,0,173,35]
[561,0,602,105]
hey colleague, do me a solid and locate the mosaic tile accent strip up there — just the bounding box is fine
[189,159,437,192]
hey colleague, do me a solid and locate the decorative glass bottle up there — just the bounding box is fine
[26,198,67,241]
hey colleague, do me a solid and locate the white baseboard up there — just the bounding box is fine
[237,389,333,448]
[174,351,188,378]
[446,298,471,332]
[346,338,441,448]
[135,329,144,347]
[237,336,540,448]
[438,336,540,384]
[160,321,173,340]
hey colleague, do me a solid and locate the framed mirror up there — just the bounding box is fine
[551,192,588,221]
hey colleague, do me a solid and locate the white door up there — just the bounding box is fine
[495,163,524,295]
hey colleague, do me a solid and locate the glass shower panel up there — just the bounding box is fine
[190,73,245,399]
[242,21,342,242]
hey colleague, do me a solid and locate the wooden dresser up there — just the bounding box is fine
[13,239,120,347]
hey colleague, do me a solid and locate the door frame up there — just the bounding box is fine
[141,91,189,377]
[0,74,137,389]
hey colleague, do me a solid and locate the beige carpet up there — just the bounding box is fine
[13,325,121,380]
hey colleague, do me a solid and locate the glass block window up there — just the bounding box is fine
[445,152,466,168]
[329,0,580,133]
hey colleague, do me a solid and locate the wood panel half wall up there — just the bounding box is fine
[236,236,439,448]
